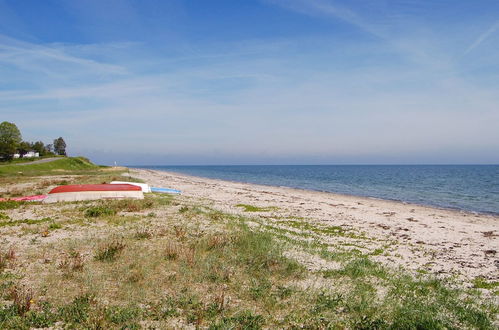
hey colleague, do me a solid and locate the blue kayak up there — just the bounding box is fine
[151,187,181,194]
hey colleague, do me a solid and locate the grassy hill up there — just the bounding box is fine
[0,157,100,177]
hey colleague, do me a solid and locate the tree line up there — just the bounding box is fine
[0,121,67,161]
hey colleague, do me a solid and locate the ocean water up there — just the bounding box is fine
[134,165,499,215]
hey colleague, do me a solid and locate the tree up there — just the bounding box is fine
[53,137,67,156]
[18,141,32,156]
[0,121,22,160]
[46,144,54,154]
[32,141,47,156]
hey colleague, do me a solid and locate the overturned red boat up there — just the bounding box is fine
[43,184,144,203]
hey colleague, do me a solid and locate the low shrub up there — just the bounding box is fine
[94,241,126,262]
[84,206,116,218]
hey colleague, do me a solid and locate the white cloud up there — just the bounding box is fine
[0,34,128,76]
[464,20,499,54]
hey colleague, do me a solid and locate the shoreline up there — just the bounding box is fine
[132,167,499,217]
[131,168,499,282]
[1,163,497,326]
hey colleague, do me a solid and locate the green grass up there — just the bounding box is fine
[0,217,52,227]
[83,196,164,218]
[473,277,499,290]
[278,219,368,239]
[0,157,99,177]
[236,204,278,212]
[0,155,60,165]
[84,206,117,218]
[0,201,25,210]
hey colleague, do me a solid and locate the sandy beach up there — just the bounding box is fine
[1,161,497,328]
[132,168,499,282]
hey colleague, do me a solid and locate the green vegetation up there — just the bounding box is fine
[0,122,22,160]
[278,219,368,239]
[236,203,278,212]
[53,137,67,156]
[0,217,52,227]
[84,206,117,218]
[0,157,98,176]
[473,277,499,293]
[94,241,126,262]
[0,201,25,210]
[84,196,168,218]
[0,121,60,161]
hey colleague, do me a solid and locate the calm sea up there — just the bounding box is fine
[134,165,499,215]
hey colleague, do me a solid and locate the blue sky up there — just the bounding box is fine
[1,0,498,165]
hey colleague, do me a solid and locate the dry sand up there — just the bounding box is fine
[132,168,499,283]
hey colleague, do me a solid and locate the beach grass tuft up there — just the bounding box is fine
[236,203,278,212]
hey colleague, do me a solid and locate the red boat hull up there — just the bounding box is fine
[44,184,144,203]
[49,184,141,194]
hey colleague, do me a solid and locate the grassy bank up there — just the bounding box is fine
[0,157,99,177]
[0,157,129,199]
[0,165,497,328]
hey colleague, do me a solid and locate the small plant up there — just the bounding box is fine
[179,206,189,213]
[183,247,196,266]
[94,240,126,262]
[275,285,294,300]
[249,279,272,300]
[127,269,145,283]
[85,206,116,218]
[58,294,93,324]
[206,234,230,250]
[165,242,181,260]
[0,212,9,220]
[473,277,499,290]
[236,204,278,212]
[110,198,155,212]
[211,310,265,329]
[134,228,153,239]
[0,254,6,270]
[48,222,62,230]
[371,248,384,256]
[58,251,85,272]
[5,247,16,261]
[10,285,34,316]
[0,247,16,270]
[312,291,343,314]
[174,225,187,239]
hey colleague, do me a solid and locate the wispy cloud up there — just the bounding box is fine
[464,20,499,54]
[266,0,384,37]
[0,34,128,76]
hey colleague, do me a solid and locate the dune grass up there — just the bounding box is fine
[236,203,279,212]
